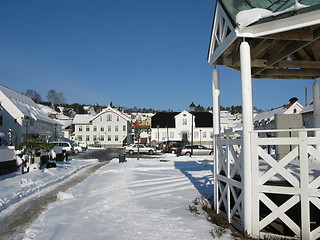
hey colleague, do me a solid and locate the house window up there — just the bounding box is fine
[108,126,111,132]
[117,116,119,121]
[101,135,105,141]
[115,126,118,132]
[195,132,199,138]
[203,132,207,138]
[162,132,166,138]
[93,126,97,131]
[93,135,97,141]
[78,126,83,132]
[183,119,187,125]
[123,125,126,131]
[107,114,112,121]
[115,135,118,141]
[170,132,174,138]
[108,135,111,141]
[100,127,104,132]
[77,135,82,141]
[86,126,90,131]
[86,135,90,141]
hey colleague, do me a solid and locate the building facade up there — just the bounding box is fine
[73,106,132,148]
[0,85,61,147]
[150,111,214,147]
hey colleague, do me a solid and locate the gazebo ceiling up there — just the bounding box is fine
[208,0,320,79]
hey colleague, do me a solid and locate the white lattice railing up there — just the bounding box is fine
[214,129,320,239]
[214,132,243,231]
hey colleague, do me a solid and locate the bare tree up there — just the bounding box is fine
[47,90,65,109]
[24,89,42,103]
[47,89,56,108]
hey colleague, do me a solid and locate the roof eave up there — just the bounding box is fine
[236,9,320,38]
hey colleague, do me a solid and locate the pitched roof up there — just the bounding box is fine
[0,84,58,124]
[90,105,131,122]
[219,0,319,27]
[151,112,178,128]
[151,112,213,128]
[208,0,320,80]
[72,114,93,124]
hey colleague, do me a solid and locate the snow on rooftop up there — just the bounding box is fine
[72,114,93,124]
[236,1,310,30]
[0,85,57,124]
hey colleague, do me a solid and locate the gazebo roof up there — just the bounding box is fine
[208,0,320,79]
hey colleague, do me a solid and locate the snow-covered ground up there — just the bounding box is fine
[0,154,233,240]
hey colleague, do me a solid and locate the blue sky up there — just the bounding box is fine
[0,0,316,111]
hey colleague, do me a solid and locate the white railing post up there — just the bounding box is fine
[250,131,260,237]
[240,41,254,235]
[299,130,311,239]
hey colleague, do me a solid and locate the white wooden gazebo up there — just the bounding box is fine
[208,1,320,239]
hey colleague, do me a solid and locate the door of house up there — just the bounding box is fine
[182,132,188,142]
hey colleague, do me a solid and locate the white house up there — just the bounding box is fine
[38,103,73,141]
[150,110,213,147]
[253,101,304,130]
[0,85,61,147]
[73,105,132,148]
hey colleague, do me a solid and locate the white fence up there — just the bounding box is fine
[214,129,320,239]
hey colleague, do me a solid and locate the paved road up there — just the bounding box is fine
[72,148,125,162]
[0,149,121,240]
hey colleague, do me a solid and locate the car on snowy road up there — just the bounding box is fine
[125,144,156,155]
[178,145,213,156]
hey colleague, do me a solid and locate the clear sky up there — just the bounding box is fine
[0,0,316,111]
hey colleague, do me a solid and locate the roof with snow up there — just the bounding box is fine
[208,0,320,79]
[0,84,59,125]
[72,114,93,124]
[253,101,303,123]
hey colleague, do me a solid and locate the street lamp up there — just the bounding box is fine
[54,123,57,141]
[25,116,30,141]
[189,102,196,155]
[157,125,160,147]
[200,129,202,145]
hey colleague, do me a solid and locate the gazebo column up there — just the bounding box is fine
[212,68,220,212]
[240,41,254,235]
[313,81,320,150]
[212,68,221,135]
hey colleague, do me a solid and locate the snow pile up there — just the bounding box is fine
[236,1,310,30]
[0,158,97,212]
[19,154,221,240]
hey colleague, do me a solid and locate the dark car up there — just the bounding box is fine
[162,141,188,153]
[168,142,186,154]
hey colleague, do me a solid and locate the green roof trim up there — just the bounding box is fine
[219,0,320,26]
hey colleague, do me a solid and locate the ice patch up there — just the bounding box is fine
[57,192,74,201]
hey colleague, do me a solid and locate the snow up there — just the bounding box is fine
[0,154,232,240]
[236,1,310,30]
[0,158,97,213]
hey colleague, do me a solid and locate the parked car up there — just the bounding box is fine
[178,145,213,156]
[72,142,83,154]
[49,142,74,155]
[162,141,187,153]
[125,144,156,155]
[168,142,186,154]
[77,141,88,151]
